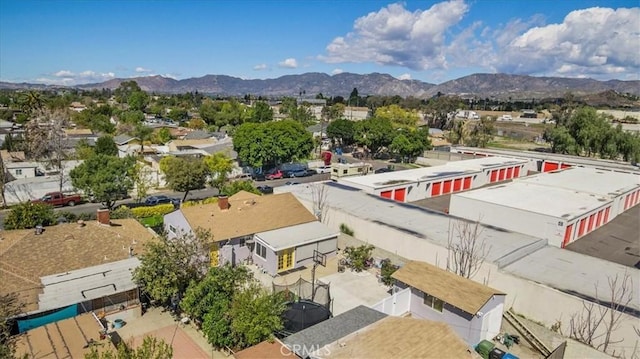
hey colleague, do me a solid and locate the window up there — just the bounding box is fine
[423,293,444,312]
[256,242,267,259]
[238,236,249,247]
[16,169,22,175]
[168,225,176,234]
[342,169,347,174]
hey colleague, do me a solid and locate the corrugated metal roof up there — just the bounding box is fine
[256,221,338,251]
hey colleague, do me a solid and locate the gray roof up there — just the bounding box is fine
[282,305,387,356]
[113,134,138,145]
[183,130,212,140]
[256,221,338,251]
[200,142,238,159]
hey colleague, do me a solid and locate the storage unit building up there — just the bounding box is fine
[449,182,613,248]
[338,164,480,203]
[518,167,640,219]
[451,156,530,187]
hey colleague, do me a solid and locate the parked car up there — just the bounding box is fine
[32,192,82,207]
[315,165,332,174]
[289,168,315,178]
[144,195,178,206]
[266,170,284,180]
[252,172,266,181]
[256,185,273,194]
[87,189,128,203]
[285,181,300,186]
[375,167,394,174]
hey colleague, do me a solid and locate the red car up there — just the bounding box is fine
[266,170,284,180]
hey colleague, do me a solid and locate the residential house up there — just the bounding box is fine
[166,138,217,153]
[183,130,214,140]
[234,339,293,359]
[0,212,156,332]
[69,101,87,112]
[113,134,139,146]
[315,316,479,359]
[5,161,39,179]
[391,261,505,345]
[163,191,338,276]
[0,149,27,163]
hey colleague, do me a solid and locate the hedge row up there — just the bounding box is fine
[181,197,218,208]
[130,203,176,218]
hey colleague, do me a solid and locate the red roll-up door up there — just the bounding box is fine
[443,180,452,194]
[506,167,513,179]
[394,188,406,202]
[625,194,631,210]
[604,207,610,223]
[431,182,442,196]
[596,210,603,227]
[381,191,392,199]
[453,178,462,192]
[633,191,639,206]
[562,224,574,248]
[587,214,596,232]
[513,166,520,177]
[490,170,497,183]
[543,162,559,172]
[498,168,506,181]
[560,163,572,169]
[463,177,472,190]
[578,218,586,237]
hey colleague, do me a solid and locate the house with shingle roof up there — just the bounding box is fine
[163,191,338,276]
[0,212,156,332]
[391,260,505,345]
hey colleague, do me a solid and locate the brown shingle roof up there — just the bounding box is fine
[392,261,504,315]
[0,219,156,311]
[0,150,26,162]
[180,192,318,242]
[234,339,292,359]
[319,317,479,359]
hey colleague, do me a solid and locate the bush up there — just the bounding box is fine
[380,259,399,286]
[343,244,374,272]
[182,197,218,208]
[111,205,134,219]
[57,211,78,223]
[4,202,55,230]
[131,203,175,218]
[77,212,97,221]
[339,223,354,236]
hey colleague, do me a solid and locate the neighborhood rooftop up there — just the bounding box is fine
[179,191,318,242]
[256,221,339,251]
[392,261,504,315]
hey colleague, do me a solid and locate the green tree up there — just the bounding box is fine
[228,283,286,349]
[152,127,173,144]
[250,101,273,123]
[118,110,145,124]
[130,123,153,154]
[94,136,119,157]
[159,156,208,201]
[544,126,578,155]
[203,152,234,191]
[4,202,55,229]
[354,117,396,155]
[167,107,188,122]
[467,117,495,148]
[389,128,431,163]
[74,138,95,159]
[374,104,420,128]
[326,118,355,145]
[0,293,25,358]
[128,90,150,112]
[84,335,173,359]
[222,180,261,196]
[425,95,465,129]
[133,230,211,305]
[233,120,314,168]
[114,80,142,105]
[70,155,136,210]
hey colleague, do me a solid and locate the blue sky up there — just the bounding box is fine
[1,0,638,85]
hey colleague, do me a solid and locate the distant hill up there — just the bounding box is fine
[1,72,639,99]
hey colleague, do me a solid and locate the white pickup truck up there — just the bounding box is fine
[500,114,513,121]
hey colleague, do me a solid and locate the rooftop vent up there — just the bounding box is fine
[35,225,44,235]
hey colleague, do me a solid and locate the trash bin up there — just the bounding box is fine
[113,319,125,329]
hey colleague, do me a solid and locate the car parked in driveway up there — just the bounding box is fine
[144,195,178,206]
[314,165,332,174]
[256,185,273,194]
[374,167,395,174]
[266,170,284,180]
[289,168,315,178]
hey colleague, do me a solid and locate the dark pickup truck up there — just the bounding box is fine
[32,192,82,207]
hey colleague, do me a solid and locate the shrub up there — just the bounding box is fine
[380,259,399,286]
[111,205,134,219]
[57,211,78,223]
[343,244,374,272]
[182,197,218,208]
[77,212,97,221]
[339,223,354,236]
[131,203,175,218]
[4,202,55,230]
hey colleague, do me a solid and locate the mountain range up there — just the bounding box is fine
[2,72,639,100]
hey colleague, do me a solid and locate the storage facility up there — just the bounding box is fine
[450,181,613,248]
[337,157,529,203]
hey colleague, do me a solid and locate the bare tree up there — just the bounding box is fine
[25,108,70,192]
[0,292,26,358]
[446,218,490,279]
[310,183,329,223]
[567,271,634,355]
[0,151,8,208]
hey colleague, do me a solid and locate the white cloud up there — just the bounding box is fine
[322,1,468,70]
[493,7,640,78]
[253,64,268,71]
[135,66,152,73]
[331,68,344,75]
[398,73,411,80]
[278,58,298,69]
[39,70,117,85]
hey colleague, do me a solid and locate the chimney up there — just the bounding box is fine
[218,195,229,211]
[97,209,110,225]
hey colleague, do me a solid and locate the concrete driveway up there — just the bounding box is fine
[319,269,391,316]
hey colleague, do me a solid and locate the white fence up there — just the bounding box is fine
[371,287,411,316]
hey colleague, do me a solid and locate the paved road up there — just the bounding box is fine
[0,173,330,227]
